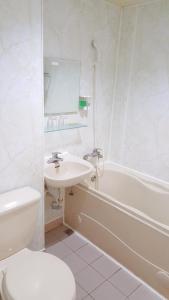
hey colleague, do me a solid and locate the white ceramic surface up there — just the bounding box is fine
[2,251,76,300]
[0,187,40,261]
[85,162,169,229]
[45,155,93,188]
[0,188,76,300]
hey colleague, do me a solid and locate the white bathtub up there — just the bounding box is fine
[88,162,169,233]
[65,162,169,298]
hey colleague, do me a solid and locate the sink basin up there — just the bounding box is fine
[44,156,94,188]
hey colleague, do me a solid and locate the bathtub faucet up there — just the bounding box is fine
[83,148,103,161]
[47,152,63,168]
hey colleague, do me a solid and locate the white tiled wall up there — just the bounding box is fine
[44,0,121,159]
[44,0,121,224]
[0,0,44,250]
[109,0,169,182]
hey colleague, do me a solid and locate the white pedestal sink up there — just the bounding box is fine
[44,154,94,188]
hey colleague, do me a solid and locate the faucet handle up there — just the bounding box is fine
[93,148,102,152]
[52,151,62,157]
[93,148,103,159]
[83,154,89,161]
[52,152,63,161]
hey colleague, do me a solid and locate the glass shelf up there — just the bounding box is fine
[44,123,87,133]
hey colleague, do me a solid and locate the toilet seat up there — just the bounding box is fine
[2,251,76,300]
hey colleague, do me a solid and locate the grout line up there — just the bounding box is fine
[67,241,104,265]
[85,294,94,300]
[107,267,122,279]
[74,250,103,269]
[88,260,121,280]
[66,227,166,299]
[46,231,104,269]
[127,283,142,297]
[63,241,135,298]
[87,278,108,297]
[59,239,105,274]
[76,275,107,296]
[76,282,89,299]
[46,228,164,299]
[108,278,141,298]
[62,240,88,252]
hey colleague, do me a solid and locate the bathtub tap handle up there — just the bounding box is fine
[83,148,103,161]
[93,148,103,159]
[83,154,90,160]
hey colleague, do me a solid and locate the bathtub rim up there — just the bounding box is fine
[105,161,169,193]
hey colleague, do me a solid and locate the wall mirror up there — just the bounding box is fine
[44,57,81,115]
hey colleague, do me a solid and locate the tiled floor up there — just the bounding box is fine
[46,226,165,300]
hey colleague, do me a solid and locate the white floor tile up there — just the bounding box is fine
[46,241,73,259]
[91,255,121,279]
[91,281,126,300]
[109,269,141,296]
[64,253,87,275]
[129,285,165,300]
[46,232,165,300]
[63,233,87,251]
[76,244,102,264]
[76,266,105,293]
[76,284,87,300]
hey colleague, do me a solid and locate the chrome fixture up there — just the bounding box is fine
[91,175,97,182]
[45,187,63,210]
[51,187,63,209]
[47,152,63,168]
[83,148,103,161]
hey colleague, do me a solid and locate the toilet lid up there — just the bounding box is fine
[2,251,76,300]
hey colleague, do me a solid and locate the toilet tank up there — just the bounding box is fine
[0,187,40,261]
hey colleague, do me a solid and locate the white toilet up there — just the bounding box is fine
[0,187,76,300]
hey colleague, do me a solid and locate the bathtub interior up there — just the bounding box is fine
[86,162,169,228]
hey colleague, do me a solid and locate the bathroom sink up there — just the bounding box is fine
[44,155,94,188]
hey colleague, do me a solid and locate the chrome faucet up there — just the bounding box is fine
[83,148,103,161]
[47,152,63,168]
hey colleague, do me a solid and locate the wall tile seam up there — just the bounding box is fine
[121,0,163,8]
[40,0,45,250]
[108,7,124,160]
[120,6,139,164]
[106,0,161,7]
